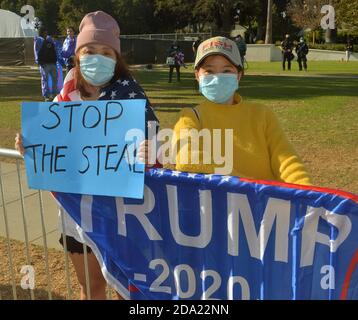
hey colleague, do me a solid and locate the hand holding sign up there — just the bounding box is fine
[21,100,146,199]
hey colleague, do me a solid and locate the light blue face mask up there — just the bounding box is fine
[80,54,116,86]
[199,73,239,104]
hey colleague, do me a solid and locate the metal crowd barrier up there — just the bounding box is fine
[0,148,108,300]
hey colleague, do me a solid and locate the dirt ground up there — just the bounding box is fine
[0,237,117,300]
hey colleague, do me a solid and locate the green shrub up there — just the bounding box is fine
[309,43,357,52]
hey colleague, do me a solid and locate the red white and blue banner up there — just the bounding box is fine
[53,168,358,300]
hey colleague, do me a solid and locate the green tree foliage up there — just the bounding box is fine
[194,0,238,33]
[58,0,161,35]
[287,0,327,43]
[58,0,118,35]
[154,0,196,32]
[236,0,295,42]
[334,0,358,34]
[116,0,160,34]
[154,0,242,33]
[0,0,27,12]
[288,0,325,30]
[272,0,299,39]
[1,0,325,41]
[35,0,61,35]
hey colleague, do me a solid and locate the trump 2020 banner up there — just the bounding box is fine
[53,169,358,300]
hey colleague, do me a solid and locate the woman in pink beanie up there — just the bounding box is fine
[15,11,159,300]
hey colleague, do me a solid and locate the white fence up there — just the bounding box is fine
[246,44,358,62]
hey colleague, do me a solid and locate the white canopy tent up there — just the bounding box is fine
[0,9,37,65]
[0,9,37,38]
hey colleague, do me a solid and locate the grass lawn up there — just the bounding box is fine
[0,61,357,193]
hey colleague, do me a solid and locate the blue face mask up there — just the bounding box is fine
[199,73,239,104]
[80,54,116,86]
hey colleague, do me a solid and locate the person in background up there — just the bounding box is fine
[62,27,77,74]
[234,34,247,66]
[281,34,294,71]
[34,28,59,101]
[295,37,309,71]
[346,39,354,62]
[172,36,311,186]
[52,36,65,92]
[167,41,184,83]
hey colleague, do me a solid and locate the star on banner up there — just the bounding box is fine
[156,169,165,176]
[129,92,137,99]
[121,80,130,86]
[110,91,117,100]
[221,176,232,182]
[187,173,197,179]
[171,171,181,177]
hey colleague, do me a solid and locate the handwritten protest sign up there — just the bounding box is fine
[21,100,146,199]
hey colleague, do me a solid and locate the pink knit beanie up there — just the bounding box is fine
[76,11,121,55]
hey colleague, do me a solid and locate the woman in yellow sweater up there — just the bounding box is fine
[172,36,311,185]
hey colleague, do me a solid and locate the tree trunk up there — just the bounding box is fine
[265,0,273,44]
[256,17,265,41]
[248,20,254,43]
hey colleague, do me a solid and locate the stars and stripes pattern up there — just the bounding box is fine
[55,68,159,139]
[152,168,238,184]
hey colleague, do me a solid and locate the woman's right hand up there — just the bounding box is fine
[14,133,25,156]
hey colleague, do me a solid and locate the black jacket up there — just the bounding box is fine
[281,38,293,52]
[296,42,309,58]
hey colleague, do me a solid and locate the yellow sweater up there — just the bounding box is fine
[173,93,311,185]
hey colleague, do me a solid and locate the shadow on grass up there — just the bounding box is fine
[0,284,64,300]
[1,68,358,105]
[240,75,358,100]
[0,82,42,102]
[2,97,44,103]
[314,73,358,78]
[154,102,197,111]
[137,70,358,100]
